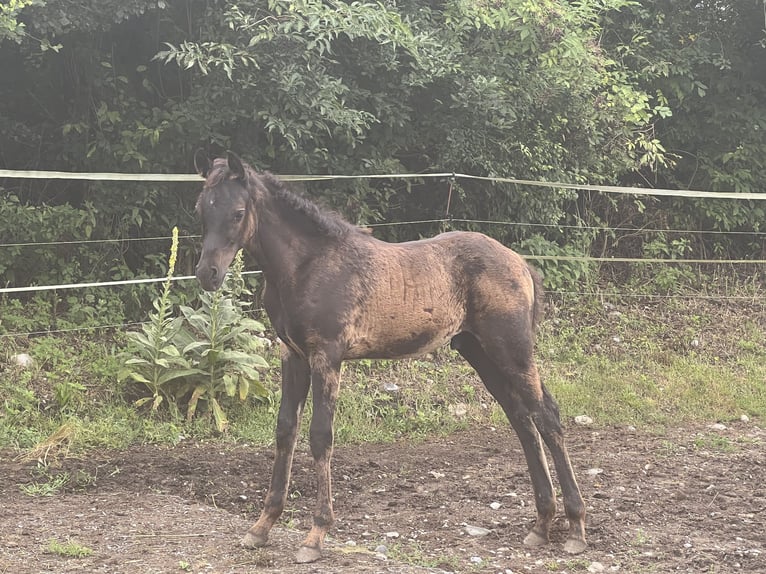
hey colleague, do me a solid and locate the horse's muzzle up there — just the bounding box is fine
[196,262,224,291]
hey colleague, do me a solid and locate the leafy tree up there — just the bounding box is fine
[157,0,664,237]
[0,0,763,313]
[599,0,766,256]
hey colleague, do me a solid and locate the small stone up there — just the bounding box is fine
[575,415,594,426]
[429,470,445,479]
[586,468,604,476]
[345,540,357,546]
[612,336,622,344]
[470,556,483,564]
[626,425,637,432]
[489,501,502,510]
[709,423,727,431]
[448,403,468,417]
[740,414,750,423]
[238,495,248,501]
[382,382,399,393]
[587,562,605,573]
[464,525,491,537]
[12,353,33,367]
[374,544,388,554]
[385,531,400,539]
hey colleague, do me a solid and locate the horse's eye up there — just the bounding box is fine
[233,210,245,223]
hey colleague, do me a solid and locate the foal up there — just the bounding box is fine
[193,151,587,563]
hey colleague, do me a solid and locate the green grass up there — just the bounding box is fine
[386,540,462,571]
[45,538,94,558]
[20,472,70,497]
[1,295,764,458]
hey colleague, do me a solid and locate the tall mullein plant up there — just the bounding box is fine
[177,251,270,433]
[119,227,199,415]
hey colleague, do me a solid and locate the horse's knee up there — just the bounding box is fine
[275,414,298,446]
[308,417,333,460]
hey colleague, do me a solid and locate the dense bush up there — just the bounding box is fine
[0,0,763,314]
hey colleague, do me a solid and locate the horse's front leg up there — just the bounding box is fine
[295,349,342,564]
[242,345,310,548]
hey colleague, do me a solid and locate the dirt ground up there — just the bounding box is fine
[1,422,764,574]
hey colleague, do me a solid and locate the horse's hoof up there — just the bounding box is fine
[563,537,587,554]
[295,545,322,563]
[241,531,268,549]
[523,529,549,548]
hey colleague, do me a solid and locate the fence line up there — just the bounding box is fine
[3,217,766,250]
[2,167,765,200]
[0,234,201,249]
[0,271,262,295]
[1,289,762,340]
[1,255,764,296]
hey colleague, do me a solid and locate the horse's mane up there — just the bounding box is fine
[203,158,358,238]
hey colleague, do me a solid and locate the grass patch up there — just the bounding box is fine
[20,472,70,497]
[45,538,94,558]
[1,295,764,458]
[386,540,461,571]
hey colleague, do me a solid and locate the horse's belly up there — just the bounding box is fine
[345,310,462,360]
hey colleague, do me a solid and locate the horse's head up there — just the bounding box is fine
[194,150,254,291]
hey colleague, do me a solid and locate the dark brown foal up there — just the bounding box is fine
[193,151,587,563]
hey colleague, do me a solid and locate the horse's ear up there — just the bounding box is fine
[194,149,211,178]
[226,151,246,181]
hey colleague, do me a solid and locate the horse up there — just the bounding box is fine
[193,151,587,563]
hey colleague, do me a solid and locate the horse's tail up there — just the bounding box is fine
[527,264,545,329]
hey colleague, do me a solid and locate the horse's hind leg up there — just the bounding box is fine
[452,332,586,554]
[243,345,310,549]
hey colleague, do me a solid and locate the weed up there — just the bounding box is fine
[175,251,270,432]
[119,228,199,415]
[565,558,592,570]
[120,238,271,431]
[53,380,87,412]
[631,528,651,547]
[45,538,94,558]
[21,472,69,496]
[386,540,459,570]
[693,434,734,452]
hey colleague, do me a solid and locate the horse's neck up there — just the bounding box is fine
[248,191,318,286]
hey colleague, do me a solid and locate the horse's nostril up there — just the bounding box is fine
[210,266,219,280]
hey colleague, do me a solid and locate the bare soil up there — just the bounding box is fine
[1,423,764,574]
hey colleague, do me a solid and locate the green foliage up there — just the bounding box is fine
[45,539,94,558]
[120,239,270,432]
[599,0,766,256]
[21,470,70,497]
[119,228,199,414]
[519,234,595,291]
[0,0,763,309]
[0,0,38,42]
[175,252,270,432]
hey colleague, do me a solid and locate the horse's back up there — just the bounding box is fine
[342,230,537,359]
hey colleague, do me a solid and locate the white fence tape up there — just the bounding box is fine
[1,168,765,200]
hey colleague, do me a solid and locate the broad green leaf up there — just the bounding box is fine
[157,368,203,385]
